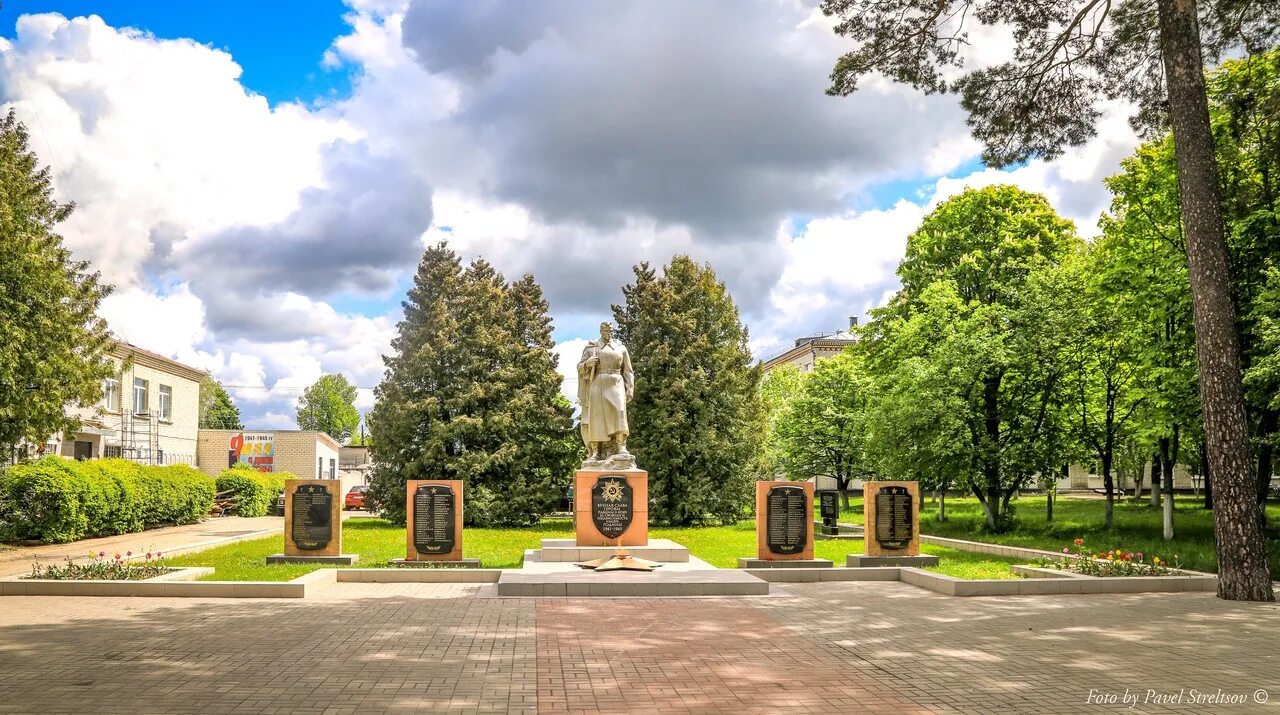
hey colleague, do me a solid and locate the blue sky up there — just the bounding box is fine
[0,1,353,105]
[0,1,1133,430]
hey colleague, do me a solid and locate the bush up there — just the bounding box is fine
[214,464,288,517]
[0,457,215,543]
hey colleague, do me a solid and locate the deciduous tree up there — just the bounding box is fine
[777,351,874,509]
[822,0,1276,600]
[296,373,360,443]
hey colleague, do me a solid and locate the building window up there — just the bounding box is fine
[329,458,335,479]
[133,378,148,414]
[103,378,120,411]
[158,385,172,421]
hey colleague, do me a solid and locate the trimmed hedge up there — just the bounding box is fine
[0,457,215,543]
[214,465,288,517]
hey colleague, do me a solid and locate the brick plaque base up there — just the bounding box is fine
[863,481,922,558]
[574,469,648,546]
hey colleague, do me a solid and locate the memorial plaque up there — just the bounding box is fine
[413,484,456,555]
[874,485,913,550]
[290,484,333,551]
[766,484,808,555]
[819,491,838,521]
[591,476,633,540]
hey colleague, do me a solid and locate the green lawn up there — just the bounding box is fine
[831,493,1280,574]
[162,516,1020,581]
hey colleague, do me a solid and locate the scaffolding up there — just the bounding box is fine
[119,407,159,465]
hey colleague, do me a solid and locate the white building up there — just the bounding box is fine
[53,340,206,465]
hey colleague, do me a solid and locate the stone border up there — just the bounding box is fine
[745,566,1217,596]
[0,566,335,598]
[337,568,503,583]
[835,523,1220,577]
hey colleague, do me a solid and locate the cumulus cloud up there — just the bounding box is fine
[1,4,1144,429]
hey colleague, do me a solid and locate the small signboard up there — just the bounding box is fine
[591,476,634,540]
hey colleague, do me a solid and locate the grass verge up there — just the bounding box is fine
[831,493,1280,574]
[163,516,1019,581]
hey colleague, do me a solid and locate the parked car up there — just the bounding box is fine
[345,485,370,510]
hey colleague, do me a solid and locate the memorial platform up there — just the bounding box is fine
[534,538,690,563]
[496,568,768,597]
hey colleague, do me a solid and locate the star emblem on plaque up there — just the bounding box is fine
[590,476,633,540]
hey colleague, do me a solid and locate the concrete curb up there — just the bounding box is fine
[836,522,1221,577]
[744,566,1218,596]
[337,568,503,583]
[0,566,335,598]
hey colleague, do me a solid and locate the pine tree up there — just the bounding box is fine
[613,256,762,525]
[369,243,575,526]
[0,109,113,455]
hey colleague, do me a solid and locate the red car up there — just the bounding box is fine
[344,485,370,510]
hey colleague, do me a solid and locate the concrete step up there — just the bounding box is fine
[536,538,690,563]
[496,568,768,597]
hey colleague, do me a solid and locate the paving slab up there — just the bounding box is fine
[0,581,1277,713]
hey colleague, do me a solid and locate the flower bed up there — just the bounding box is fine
[26,550,174,581]
[1035,538,1180,577]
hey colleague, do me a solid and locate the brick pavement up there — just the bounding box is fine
[1,581,1278,714]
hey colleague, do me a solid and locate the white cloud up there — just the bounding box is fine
[553,338,589,404]
[0,14,354,288]
[0,5,1147,430]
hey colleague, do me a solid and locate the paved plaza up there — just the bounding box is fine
[1,581,1278,714]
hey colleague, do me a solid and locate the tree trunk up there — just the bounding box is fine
[1161,436,1175,541]
[1203,438,1213,509]
[1256,410,1276,521]
[981,373,1003,530]
[1102,450,1115,529]
[1150,453,1162,507]
[939,486,947,522]
[1157,0,1273,600]
[1046,488,1053,522]
[839,486,850,512]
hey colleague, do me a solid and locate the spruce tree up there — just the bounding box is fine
[369,243,463,524]
[613,256,762,525]
[369,244,575,526]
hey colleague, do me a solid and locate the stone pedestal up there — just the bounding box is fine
[404,479,467,563]
[737,557,832,569]
[268,479,357,565]
[390,558,482,568]
[754,481,814,561]
[574,469,648,546]
[863,481,922,558]
[267,553,359,565]
[846,554,938,567]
